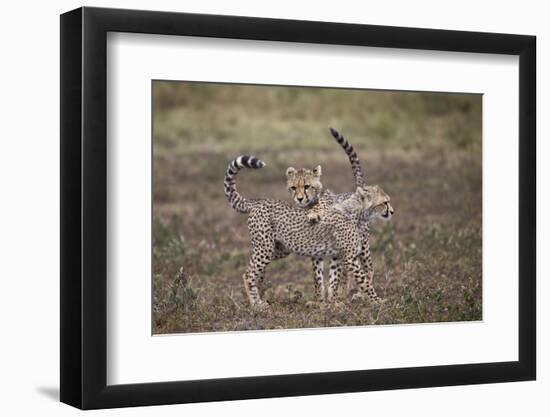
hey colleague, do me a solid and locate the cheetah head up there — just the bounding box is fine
[286,165,323,208]
[357,185,394,221]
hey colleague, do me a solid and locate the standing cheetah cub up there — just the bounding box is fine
[320,185,393,302]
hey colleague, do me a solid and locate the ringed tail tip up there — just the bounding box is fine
[233,155,266,169]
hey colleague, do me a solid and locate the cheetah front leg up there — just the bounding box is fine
[354,241,374,295]
[345,255,383,305]
[352,222,374,294]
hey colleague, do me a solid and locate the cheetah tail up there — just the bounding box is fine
[329,127,366,187]
[224,155,266,213]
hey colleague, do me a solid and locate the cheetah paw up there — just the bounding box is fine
[351,293,366,303]
[305,300,324,309]
[328,301,347,311]
[373,297,387,306]
[352,293,386,306]
[307,213,322,224]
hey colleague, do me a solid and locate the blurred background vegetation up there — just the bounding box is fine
[152,81,482,334]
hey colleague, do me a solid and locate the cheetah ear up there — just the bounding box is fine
[312,165,322,177]
[286,167,297,178]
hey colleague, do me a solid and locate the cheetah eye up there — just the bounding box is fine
[304,185,310,190]
[290,186,296,191]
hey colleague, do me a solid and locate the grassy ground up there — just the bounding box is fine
[152,82,482,334]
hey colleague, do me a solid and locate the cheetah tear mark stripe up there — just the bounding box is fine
[329,127,365,187]
[224,155,266,213]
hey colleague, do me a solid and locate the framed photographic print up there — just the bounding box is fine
[60,6,536,410]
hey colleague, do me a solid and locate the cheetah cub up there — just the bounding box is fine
[286,166,326,223]
[314,185,393,303]
[331,185,393,219]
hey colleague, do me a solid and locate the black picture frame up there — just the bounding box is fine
[60,6,536,410]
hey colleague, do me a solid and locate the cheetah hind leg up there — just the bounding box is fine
[258,243,289,299]
[305,257,325,308]
[311,257,325,302]
[327,257,345,306]
[243,249,275,310]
